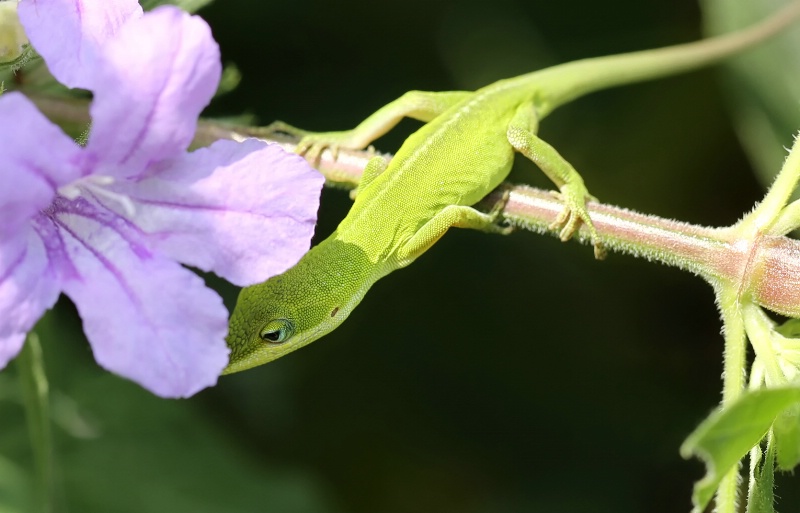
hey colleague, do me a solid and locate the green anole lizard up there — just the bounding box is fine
[223,3,800,374]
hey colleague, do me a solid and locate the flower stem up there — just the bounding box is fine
[16,333,54,513]
[714,288,748,513]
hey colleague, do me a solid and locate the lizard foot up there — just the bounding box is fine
[296,131,370,165]
[549,184,606,260]
[262,122,368,165]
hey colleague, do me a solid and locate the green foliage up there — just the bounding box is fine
[695,3,800,509]
[681,388,800,512]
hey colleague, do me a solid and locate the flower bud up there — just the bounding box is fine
[749,235,800,317]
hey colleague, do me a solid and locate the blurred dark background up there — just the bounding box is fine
[3,0,800,512]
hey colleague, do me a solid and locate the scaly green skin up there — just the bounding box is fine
[224,3,800,374]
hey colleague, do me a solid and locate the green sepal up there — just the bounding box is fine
[746,439,775,513]
[680,388,800,512]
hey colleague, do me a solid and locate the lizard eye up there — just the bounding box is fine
[259,319,294,344]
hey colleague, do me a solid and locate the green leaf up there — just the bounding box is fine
[746,439,775,513]
[140,0,214,14]
[700,0,800,189]
[681,388,800,512]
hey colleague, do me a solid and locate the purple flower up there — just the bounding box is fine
[0,0,324,397]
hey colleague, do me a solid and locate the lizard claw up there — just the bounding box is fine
[263,121,375,166]
[488,185,515,235]
[295,137,340,165]
[260,121,362,165]
[549,186,606,260]
[295,131,369,166]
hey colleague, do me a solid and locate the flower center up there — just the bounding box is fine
[58,175,136,217]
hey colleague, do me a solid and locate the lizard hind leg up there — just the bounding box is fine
[506,102,605,259]
[268,90,473,165]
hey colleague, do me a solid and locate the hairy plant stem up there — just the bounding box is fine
[716,289,747,513]
[16,333,54,513]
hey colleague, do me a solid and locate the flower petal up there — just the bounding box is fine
[85,6,221,178]
[17,0,142,90]
[0,226,61,368]
[108,139,324,286]
[51,197,229,398]
[0,92,82,241]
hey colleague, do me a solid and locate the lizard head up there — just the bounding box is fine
[223,238,374,374]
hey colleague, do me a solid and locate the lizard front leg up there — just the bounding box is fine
[264,90,472,164]
[396,204,513,265]
[507,102,605,259]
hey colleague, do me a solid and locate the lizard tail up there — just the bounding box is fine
[534,0,800,116]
